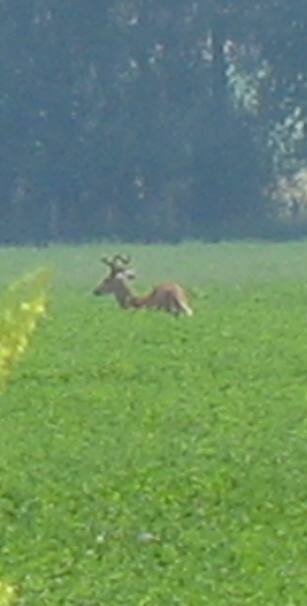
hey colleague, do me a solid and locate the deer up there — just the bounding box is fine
[93,254,193,316]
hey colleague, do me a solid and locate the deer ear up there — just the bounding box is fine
[114,270,134,281]
[124,269,136,280]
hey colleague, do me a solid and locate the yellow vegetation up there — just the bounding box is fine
[0,268,51,390]
[0,581,16,606]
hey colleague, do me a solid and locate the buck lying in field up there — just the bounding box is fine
[93,254,193,316]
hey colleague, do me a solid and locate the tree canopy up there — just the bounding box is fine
[0,0,306,244]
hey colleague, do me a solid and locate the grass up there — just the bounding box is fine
[0,240,307,605]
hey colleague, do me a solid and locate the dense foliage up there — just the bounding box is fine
[0,1,307,243]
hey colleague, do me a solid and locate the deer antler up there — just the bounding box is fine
[114,253,131,265]
[101,253,131,275]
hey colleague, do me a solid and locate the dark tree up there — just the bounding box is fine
[0,0,306,243]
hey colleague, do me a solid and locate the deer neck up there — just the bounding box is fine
[113,280,151,310]
[113,280,134,308]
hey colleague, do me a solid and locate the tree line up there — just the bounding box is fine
[0,0,306,244]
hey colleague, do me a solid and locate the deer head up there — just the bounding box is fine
[93,254,136,304]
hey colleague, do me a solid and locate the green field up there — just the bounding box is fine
[1,241,307,605]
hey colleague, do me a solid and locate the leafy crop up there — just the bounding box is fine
[0,242,307,605]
